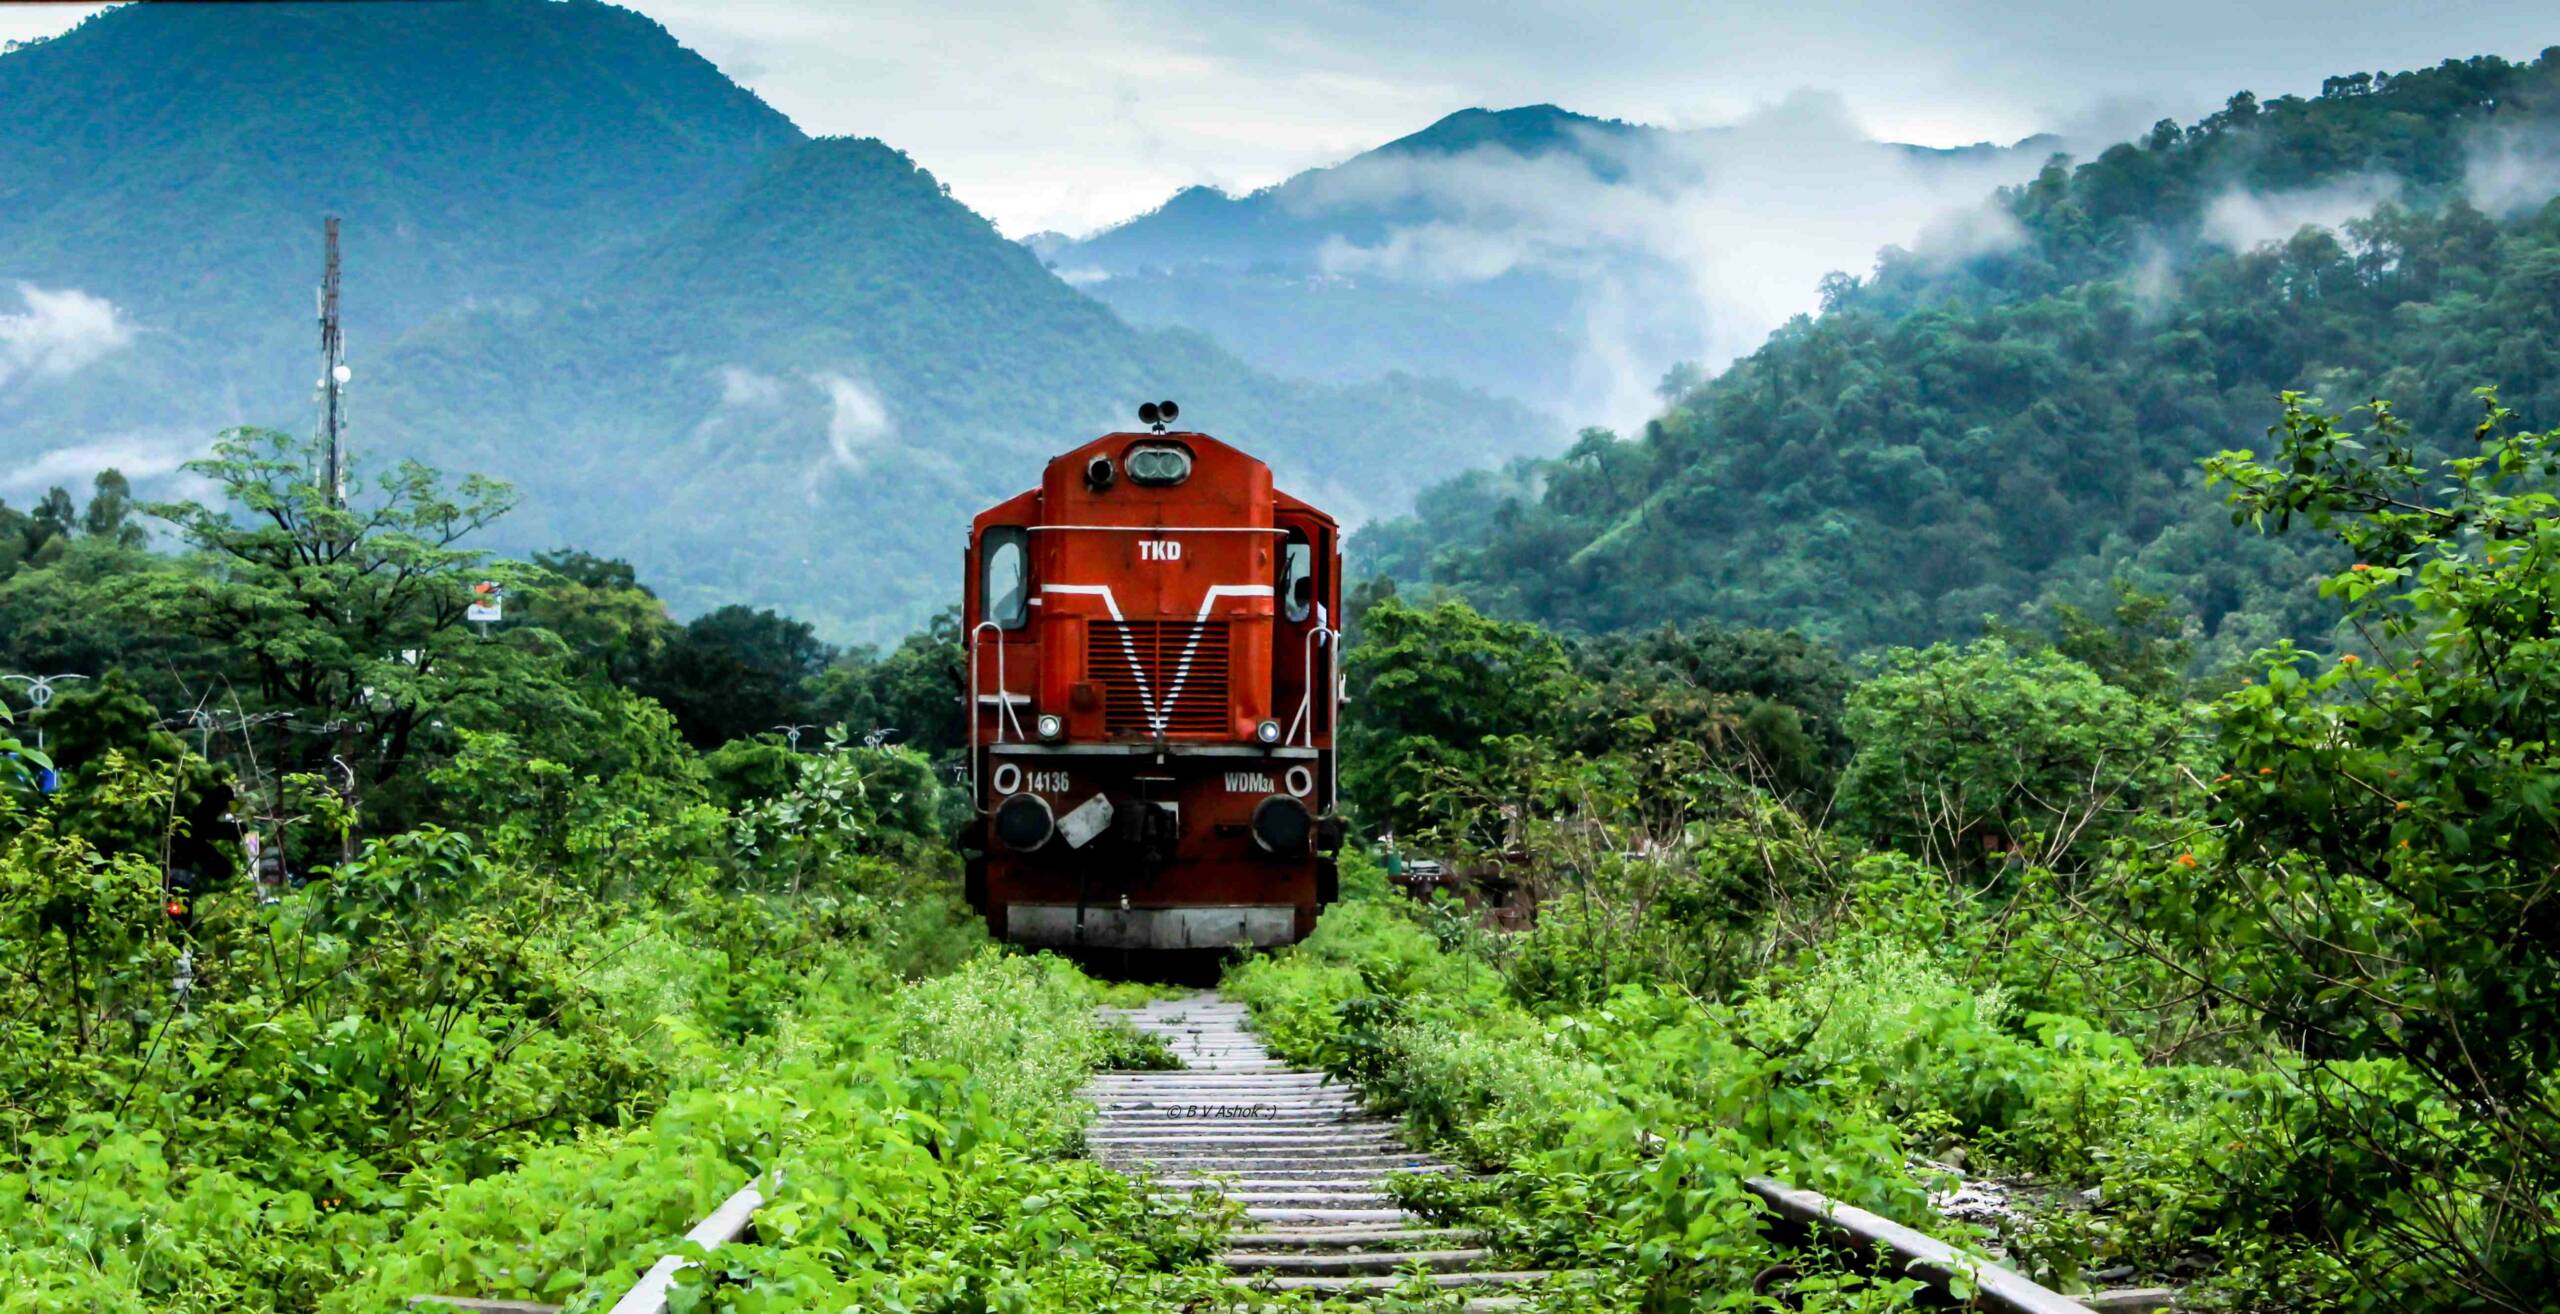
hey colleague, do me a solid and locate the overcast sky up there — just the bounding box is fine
[5,2,2552,235]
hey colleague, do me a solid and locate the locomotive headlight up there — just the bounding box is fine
[1254,719,1281,744]
[1125,443,1192,486]
[1037,712,1065,740]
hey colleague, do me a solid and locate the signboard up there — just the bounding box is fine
[467,581,503,624]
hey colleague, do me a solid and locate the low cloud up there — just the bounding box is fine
[0,281,133,390]
[2128,242,2180,318]
[1291,90,2050,428]
[2198,174,2400,250]
[715,364,788,408]
[3,431,201,499]
[809,370,892,471]
[2465,120,2560,217]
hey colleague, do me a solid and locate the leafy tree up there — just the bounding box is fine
[33,670,237,882]
[635,603,834,747]
[1565,621,1854,797]
[0,470,149,581]
[1341,596,1578,837]
[134,426,519,822]
[804,608,965,762]
[0,535,214,713]
[1362,51,2560,665]
[1837,638,2188,872]
[78,469,147,548]
[2142,392,2560,1301]
[515,548,672,685]
[1986,580,2201,700]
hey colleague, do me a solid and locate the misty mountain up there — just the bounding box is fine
[0,0,1549,640]
[1034,102,2060,423]
[0,0,796,448]
[1361,52,2560,664]
[369,134,1548,637]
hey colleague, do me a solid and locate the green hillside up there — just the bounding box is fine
[0,0,798,440]
[375,135,1551,637]
[0,0,1550,639]
[1360,51,2560,664]
[1039,105,2054,409]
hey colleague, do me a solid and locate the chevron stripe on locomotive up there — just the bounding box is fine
[962,401,1344,952]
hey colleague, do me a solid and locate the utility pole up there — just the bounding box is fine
[315,217,359,849]
[317,216,348,510]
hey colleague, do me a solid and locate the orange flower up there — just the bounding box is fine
[2175,853,2199,869]
[2351,563,2371,572]
[2214,773,2233,784]
[2395,801,2411,812]
[2259,767,2275,775]
[2341,654,2360,665]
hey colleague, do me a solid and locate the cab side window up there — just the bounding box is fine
[983,527,1030,630]
[1280,532,1315,624]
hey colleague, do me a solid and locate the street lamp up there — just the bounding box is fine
[3,673,86,750]
[773,723,817,753]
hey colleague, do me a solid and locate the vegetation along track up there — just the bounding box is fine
[1090,994,1555,1308]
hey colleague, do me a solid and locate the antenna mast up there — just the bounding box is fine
[317,216,347,508]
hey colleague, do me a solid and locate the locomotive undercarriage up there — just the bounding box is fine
[968,743,1339,950]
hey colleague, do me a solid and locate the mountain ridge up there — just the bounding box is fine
[0,0,1552,641]
[1032,100,2061,414]
[1357,51,2560,663]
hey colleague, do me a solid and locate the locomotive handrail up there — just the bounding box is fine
[1025,524,1290,534]
[969,620,1026,802]
[987,742,1317,758]
[1285,622,1338,750]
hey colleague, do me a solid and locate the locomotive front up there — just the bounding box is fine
[962,404,1344,954]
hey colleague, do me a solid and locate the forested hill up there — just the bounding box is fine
[0,0,797,441]
[1359,51,2560,665]
[0,0,1549,640]
[1031,104,2054,415]
[369,135,1548,633]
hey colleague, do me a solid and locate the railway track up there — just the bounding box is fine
[425,990,2171,1312]
[1090,994,1555,1308]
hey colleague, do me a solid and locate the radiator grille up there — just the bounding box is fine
[1088,620,1231,735]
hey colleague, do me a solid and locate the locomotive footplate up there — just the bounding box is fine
[1004,902,1298,950]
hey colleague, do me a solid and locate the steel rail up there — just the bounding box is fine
[603,1174,771,1314]
[405,1173,772,1314]
[1742,1175,2100,1313]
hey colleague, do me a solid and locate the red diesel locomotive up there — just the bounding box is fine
[962,402,1343,953]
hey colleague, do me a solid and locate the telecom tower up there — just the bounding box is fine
[317,216,348,507]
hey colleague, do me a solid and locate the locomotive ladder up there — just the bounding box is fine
[1088,994,1558,1308]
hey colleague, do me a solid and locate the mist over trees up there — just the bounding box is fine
[1360,51,2560,667]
